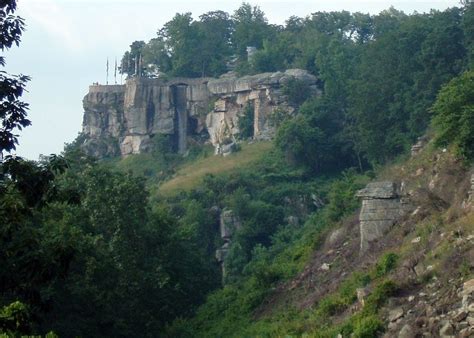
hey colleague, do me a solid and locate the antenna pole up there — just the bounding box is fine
[106,57,109,85]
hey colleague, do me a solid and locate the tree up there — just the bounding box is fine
[141,37,171,76]
[232,3,274,60]
[119,40,145,77]
[432,70,474,160]
[158,13,202,77]
[275,114,325,172]
[155,11,234,77]
[0,0,30,154]
[196,10,233,76]
[461,1,474,67]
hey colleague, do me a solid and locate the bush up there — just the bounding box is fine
[275,114,324,171]
[352,315,384,338]
[363,280,398,313]
[374,252,399,278]
[151,133,174,157]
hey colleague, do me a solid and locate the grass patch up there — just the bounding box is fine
[158,142,273,196]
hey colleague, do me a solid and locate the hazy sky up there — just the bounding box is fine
[6,0,460,160]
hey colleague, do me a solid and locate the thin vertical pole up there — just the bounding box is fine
[114,58,117,84]
[106,57,109,85]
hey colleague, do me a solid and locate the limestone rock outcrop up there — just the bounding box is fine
[410,136,428,157]
[356,181,411,253]
[82,85,125,157]
[206,69,318,154]
[215,209,241,277]
[82,78,210,157]
[463,173,474,210]
[81,69,318,158]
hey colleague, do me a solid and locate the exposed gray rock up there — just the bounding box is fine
[215,242,229,263]
[82,69,319,158]
[398,324,415,338]
[389,308,404,322]
[327,228,346,247]
[218,142,238,156]
[82,85,125,157]
[464,174,474,210]
[459,327,474,337]
[83,78,211,157]
[206,69,317,151]
[357,181,411,253]
[414,262,427,277]
[216,209,241,278]
[452,310,468,322]
[320,263,330,271]
[119,135,152,155]
[411,136,428,156]
[356,181,401,199]
[219,209,241,240]
[287,215,299,226]
[83,84,125,139]
[462,278,474,297]
[439,321,454,337]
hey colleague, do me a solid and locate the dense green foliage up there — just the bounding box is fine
[432,70,474,161]
[0,153,220,337]
[2,1,474,337]
[121,3,472,167]
[0,0,30,153]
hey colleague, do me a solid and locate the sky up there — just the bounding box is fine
[6,0,460,160]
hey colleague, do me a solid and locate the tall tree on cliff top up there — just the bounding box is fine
[232,3,273,59]
[120,40,146,77]
[196,10,233,76]
[157,11,233,77]
[0,0,30,155]
[158,13,202,77]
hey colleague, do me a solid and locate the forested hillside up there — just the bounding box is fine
[122,2,472,167]
[1,1,474,337]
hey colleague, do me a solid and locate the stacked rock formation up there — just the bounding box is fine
[356,181,411,253]
[81,69,318,158]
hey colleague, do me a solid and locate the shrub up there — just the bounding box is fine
[352,315,384,338]
[374,252,399,278]
[363,280,398,313]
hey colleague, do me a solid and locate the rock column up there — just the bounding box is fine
[356,181,411,253]
[215,209,241,279]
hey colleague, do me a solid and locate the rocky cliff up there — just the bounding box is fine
[81,69,318,158]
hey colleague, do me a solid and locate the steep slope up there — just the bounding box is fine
[157,141,272,195]
[166,139,474,337]
[250,142,474,337]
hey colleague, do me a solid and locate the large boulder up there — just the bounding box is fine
[356,181,411,253]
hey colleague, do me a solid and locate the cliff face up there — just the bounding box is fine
[356,181,412,253]
[81,69,318,158]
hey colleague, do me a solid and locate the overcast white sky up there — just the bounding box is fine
[7,0,460,160]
